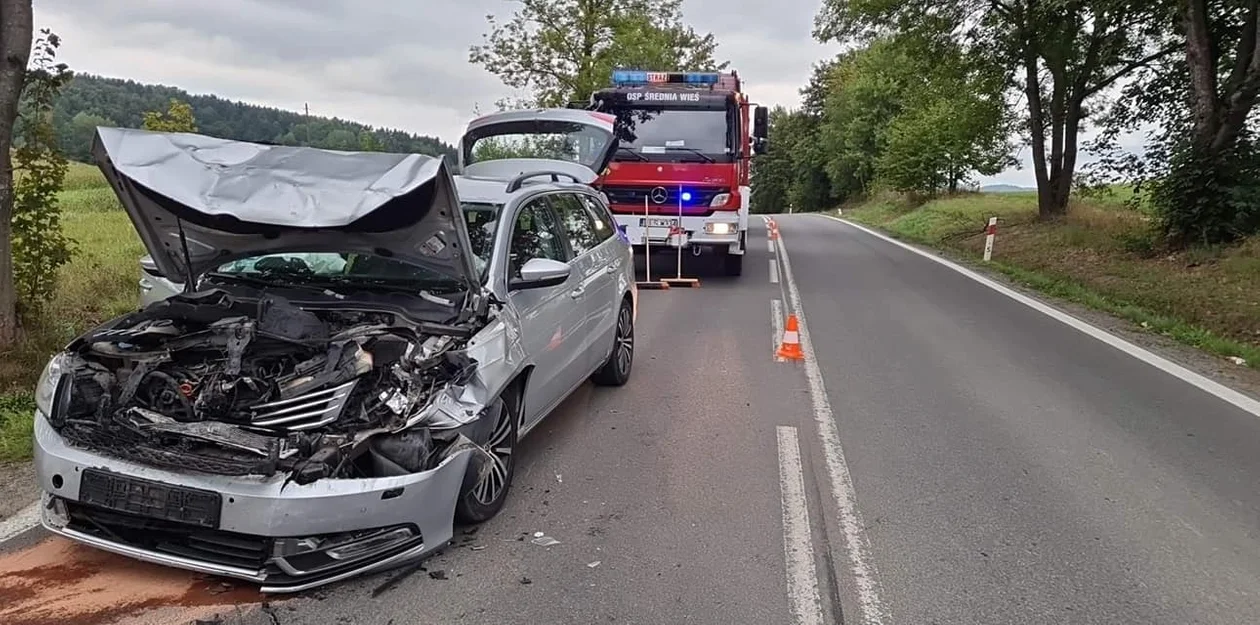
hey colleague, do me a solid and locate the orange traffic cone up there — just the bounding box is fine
[769,221,779,240]
[777,314,804,361]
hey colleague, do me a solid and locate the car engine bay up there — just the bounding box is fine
[47,289,492,485]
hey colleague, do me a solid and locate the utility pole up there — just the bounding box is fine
[304,103,310,146]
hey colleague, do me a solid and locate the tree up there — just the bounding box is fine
[60,111,115,161]
[12,30,72,317]
[1158,0,1260,244]
[50,74,458,161]
[470,0,725,107]
[750,107,796,214]
[867,36,1013,194]
[816,0,1173,218]
[0,0,33,346]
[141,98,197,132]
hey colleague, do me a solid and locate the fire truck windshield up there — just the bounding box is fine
[610,109,733,162]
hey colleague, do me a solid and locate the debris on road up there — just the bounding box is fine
[587,561,601,568]
[428,570,448,580]
[520,576,533,585]
[531,535,561,547]
[1229,356,1247,366]
[371,561,427,597]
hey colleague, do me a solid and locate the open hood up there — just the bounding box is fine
[459,109,618,181]
[92,127,478,290]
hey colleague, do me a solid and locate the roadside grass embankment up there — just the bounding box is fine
[842,190,1260,370]
[0,161,140,461]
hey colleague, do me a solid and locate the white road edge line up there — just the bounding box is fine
[777,425,826,625]
[777,229,890,625]
[770,259,780,284]
[821,214,1260,418]
[772,299,785,362]
[769,239,776,254]
[0,499,40,545]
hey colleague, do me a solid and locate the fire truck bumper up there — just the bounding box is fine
[614,215,743,253]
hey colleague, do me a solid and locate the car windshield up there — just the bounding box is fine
[610,108,732,161]
[209,252,465,292]
[464,121,612,171]
[462,202,502,279]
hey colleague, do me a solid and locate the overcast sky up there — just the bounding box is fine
[35,0,1144,188]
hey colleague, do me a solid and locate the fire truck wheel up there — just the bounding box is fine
[592,297,634,387]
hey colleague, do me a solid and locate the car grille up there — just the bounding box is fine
[249,379,357,430]
[59,424,280,476]
[602,185,726,210]
[65,500,269,571]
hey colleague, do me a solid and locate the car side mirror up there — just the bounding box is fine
[753,106,768,140]
[510,258,571,291]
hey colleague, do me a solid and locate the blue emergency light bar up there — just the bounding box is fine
[611,70,721,86]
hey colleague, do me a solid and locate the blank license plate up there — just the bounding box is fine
[79,469,222,528]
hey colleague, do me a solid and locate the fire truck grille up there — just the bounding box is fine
[602,186,726,209]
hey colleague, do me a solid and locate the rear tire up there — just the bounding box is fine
[591,297,634,387]
[454,397,516,524]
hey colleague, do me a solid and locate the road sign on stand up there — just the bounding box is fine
[662,186,699,288]
[636,196,670,290]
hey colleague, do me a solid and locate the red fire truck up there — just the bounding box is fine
[582,69,768,276]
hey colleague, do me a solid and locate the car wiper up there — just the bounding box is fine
[309,275,467,294]
[202,272,337,295]
[663,146,715,163]
[614,146,649,162]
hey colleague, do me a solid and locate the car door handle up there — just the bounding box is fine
[570,287,585,299]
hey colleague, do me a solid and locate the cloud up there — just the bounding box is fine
[34,0,837,144]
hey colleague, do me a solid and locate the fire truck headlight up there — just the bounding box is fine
[709,193,731,207]
[705,222,736,235]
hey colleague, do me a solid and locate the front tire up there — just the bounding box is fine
[591,297,634,387]
[454,398,516,524]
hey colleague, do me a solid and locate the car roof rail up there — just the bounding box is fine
[505,170,584,193]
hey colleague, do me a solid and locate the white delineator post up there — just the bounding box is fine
[983,216,998,262]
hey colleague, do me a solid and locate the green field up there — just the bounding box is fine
[0,161,138,461]
[843,189,1260,368]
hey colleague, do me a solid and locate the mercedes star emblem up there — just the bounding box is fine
[649,187,668,204]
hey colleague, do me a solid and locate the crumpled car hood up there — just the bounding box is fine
[92,127,478,289]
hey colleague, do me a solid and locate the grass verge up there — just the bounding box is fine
[843,190,1260,369]
[0,163,135,461]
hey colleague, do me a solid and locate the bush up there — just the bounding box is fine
[1151,138,1260,246]
[0,392,35,461]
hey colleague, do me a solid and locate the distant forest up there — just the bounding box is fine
[50,74,457,163]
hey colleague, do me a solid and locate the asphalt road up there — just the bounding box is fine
[4,214,1260,625]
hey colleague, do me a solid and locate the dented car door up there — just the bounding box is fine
[506,196,587,429]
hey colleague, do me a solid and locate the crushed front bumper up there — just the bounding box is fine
[32,412,472,593]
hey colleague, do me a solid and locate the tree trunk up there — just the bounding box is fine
[0,0,33,346]
[1185,0,1222,153]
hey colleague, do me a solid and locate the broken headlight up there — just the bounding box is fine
[34,353,69,417]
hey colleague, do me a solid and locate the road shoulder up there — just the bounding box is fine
[0,461,37,523]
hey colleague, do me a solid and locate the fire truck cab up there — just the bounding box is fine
[585,70,768,276]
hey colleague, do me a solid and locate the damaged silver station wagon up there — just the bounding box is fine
[31,109,637,592]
